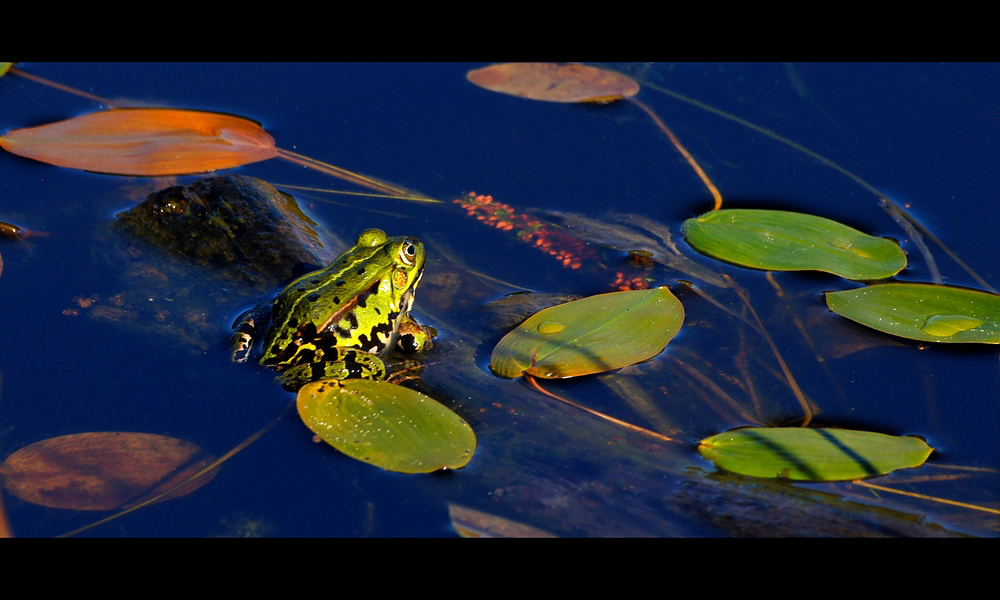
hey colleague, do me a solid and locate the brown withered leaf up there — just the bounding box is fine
[467,63,639,103]
[0,432,218,510]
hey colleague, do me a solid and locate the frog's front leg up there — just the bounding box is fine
[276,347,386,390]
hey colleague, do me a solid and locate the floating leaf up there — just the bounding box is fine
[682,209,907,280]
[698,427,934,481]
[467,63,639,103]
[490,287,684,379]
[447,503,557,538]
[826,283,1000,343]
[0,108,278,175]
[297,379,476,474]
[0,432,218,510]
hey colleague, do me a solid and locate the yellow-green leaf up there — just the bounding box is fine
[698,427,934,481]
[682,209,906,280]
[826,283,1000,343]
[297,379,476,474]
[490,287,684,379]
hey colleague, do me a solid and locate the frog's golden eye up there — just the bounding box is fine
[399,241,417,265]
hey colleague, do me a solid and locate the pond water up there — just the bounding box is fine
[0,63,996,536]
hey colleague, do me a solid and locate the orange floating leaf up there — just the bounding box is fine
[0,108,278,176]
[0,432,218,510]
[466,63,639,103]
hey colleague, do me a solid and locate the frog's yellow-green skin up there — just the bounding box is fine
[232,229,431,387]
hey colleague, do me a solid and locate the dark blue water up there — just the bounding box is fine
[0,63,996,536]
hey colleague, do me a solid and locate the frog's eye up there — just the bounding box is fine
[399,241,417,265]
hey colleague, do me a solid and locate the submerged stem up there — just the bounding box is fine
[524,374,679,444]
[628,97,724,211]
[725,275,814,427]
[9,66,114,106]
[59,401,295,538]
[275,148,439,203]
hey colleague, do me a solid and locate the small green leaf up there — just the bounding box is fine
[297,379,476,473]
[490,287,684,379]
[826,283,1000,343]
[698,428,934,481]
[682,209,907,280]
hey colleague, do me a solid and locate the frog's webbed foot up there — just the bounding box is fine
[231,312,257,363]
[396,315,436,354]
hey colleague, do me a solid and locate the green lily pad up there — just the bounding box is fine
[698,427,934,481]
[682,209,907,280]
[297,379,476,474]
[490,287,684,379]
[826,283,1000,343]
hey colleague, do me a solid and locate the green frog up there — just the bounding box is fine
[232,228,433,389]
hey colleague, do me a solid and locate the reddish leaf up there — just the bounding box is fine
[0,108,278,176]
[0,432,218,510]
[467,63,639,103]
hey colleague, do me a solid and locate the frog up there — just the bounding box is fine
[232,228,433,389]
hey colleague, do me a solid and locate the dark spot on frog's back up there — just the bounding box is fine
[356,281,379,308]
[307,293,320,302]
[332,313,356,338]
[298,322,318,341]
[315,330,339,348]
